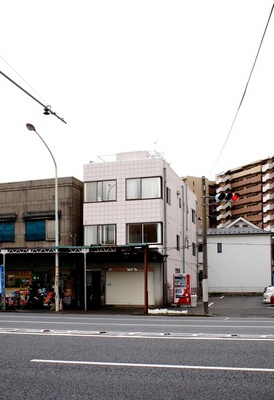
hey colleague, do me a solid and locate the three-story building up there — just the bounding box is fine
[83,151,198,308]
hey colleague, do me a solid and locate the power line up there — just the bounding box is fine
[0,54,48,105]
[0,57,67,124]
[210,3,274,175]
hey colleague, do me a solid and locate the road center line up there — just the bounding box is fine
[30,359,274,373]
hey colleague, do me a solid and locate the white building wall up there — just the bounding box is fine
[163,167,198,292]
[207,234,271,292]
[83,152,198,303]
[185,191,199,293]
[84,157,164,244]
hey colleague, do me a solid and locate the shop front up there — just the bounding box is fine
[0,249,81,310]
[85,245,167,310]
[1,245,167,311]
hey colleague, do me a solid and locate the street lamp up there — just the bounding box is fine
[26,123,60,312]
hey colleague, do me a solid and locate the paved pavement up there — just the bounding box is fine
[78,295,274,318]
[2,295,274,318]
[192,295,274,318]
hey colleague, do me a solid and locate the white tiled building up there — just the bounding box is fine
[83,151,198,307]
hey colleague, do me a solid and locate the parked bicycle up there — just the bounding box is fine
[3,290,29,311]
[0,294,5,310]
[1,287,55,311]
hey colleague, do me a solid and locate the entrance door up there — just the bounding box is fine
[86,271,101,309]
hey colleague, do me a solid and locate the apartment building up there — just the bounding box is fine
[183,176,217,229]
[83,151,198,307]
[215,156,274,230]
[0,177,83,309]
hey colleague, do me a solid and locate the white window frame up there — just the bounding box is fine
[127,222,162,244]
[126,177,161,200]
[85,224,116,245]
[85,180,117,202]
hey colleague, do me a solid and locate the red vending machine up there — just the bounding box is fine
[173,273,191,305]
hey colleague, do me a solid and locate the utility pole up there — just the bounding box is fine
[202,176,209,315]
[201,178,240,315]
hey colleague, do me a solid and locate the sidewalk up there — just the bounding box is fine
[2,296,274,318]
[87,296,274,318]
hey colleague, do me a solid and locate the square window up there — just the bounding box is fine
[25,220,46,241]
[0,222,15,242]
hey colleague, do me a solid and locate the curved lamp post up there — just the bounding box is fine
[26,123,60,312]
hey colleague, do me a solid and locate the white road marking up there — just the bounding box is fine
[0,319,273,330]
[1,329,274,341]
[30,359,274,372]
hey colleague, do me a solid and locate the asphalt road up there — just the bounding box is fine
[84,295,274,318]
[0,302,273,400]
[200,294,274,317]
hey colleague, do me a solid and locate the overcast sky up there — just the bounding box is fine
[1,0,274,184]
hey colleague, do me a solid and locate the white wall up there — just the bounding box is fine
[84,157,165,244]
[207,234,271,292]
[83,153,199,301]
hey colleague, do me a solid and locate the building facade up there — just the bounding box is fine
[183,176,217,229]
[83,151,198,307]
[0,177,84,309]
[198,218,273,293]
[215,156,274,231]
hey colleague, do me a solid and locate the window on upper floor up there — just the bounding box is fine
[25,220,46,241]
[85,180,117,202]
[166,187,171,205]
[126,177,162,200]
[25,219,56,241]
[23,211,59,242]
[176,235,180,251]
[127,222,162,245]
[192,243,196,256]
[217,243,222,253]
[192,209,196,223]
[0,214,17,242]
[0,222,15,242]
[84,224,116,246]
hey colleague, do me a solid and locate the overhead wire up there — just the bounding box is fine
[209,3,274,175]
[0,54,48,105]
[0,55,67,124]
